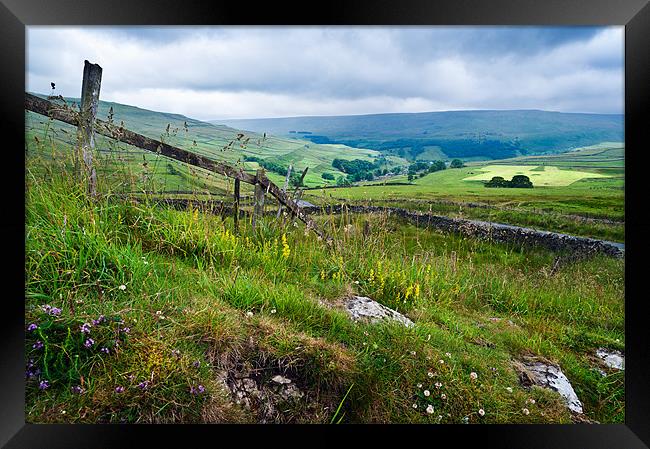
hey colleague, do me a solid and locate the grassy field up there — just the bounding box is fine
[25,160,624,424]
[462,165,610,187]
[303,142,624,241]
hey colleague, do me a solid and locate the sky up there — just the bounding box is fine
[26,26,624,121]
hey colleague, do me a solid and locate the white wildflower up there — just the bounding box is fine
[506,387,513,393]
[426,405,434,414]
[427,371,434,378]
[270,308,277,314]
[423,390,430,397]
[440,393,447,400]
[417,383,423,388]
[470,372,478,380]
[118,284,127,291]
[445,352,452,358]
[412,403,418,409]
[478,408,485,417]
[522,408,530,415]
[434,382,442,389]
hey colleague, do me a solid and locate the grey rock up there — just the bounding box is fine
[271,375,292,384]
[519,360,583,414]
[596,348,625,370]
[344,296,414,328]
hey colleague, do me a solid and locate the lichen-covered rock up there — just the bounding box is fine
[516,358,583,414]
[344,296,414,328]
[596,348,625,370]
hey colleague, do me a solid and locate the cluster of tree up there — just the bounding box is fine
[405,159,447,181]
[331,158,390,183]
[242,155,304,187]
[450,159,465,168]
[484,175,533,188]
[321,172,336,180]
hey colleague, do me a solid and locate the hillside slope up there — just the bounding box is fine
[217,110,624,161]
[26,94,405,189]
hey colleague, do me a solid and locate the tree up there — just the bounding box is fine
[321,172,335,180]
[510,175,533,188]
[450,159,465,168]
[407,173,415,182]
[485,176,508,187]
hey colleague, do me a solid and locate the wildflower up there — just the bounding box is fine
[84,338,95,348]
[27,323,38,332]
[92,315,106,326]
[354,280,359,285]
[506,387,513,393]
[122,327,130,334]
[423,390,430,397]
[427,371,434,378]
[526,398,536,405]
[80,323,92,334]
[115,386,125,393]
[192,360,201,368]
[33,341,44,350]
[438,359,445,365]
[270,308,277,314]
[478,409,485,417]
[198,385,205,393]
[100,347,110,354]
[426,405,434,414]
[410,351,416,356]
[416,383,423,388]
[522,408,530,416]
[71,385,84,394]
[470,372,478,380]
[462,416,469,424]
[49,307,62,316]
[434,382,442,389]
[41,305,52,313]
[281,234,290,258]
[445,352,452,358]
[246,311,253,318]
[440,393,447,400]
[137,381,149,390]
[118,285,127,291]
[39,380,50,390]
[171,349,181,358]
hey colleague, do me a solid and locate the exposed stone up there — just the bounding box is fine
[595,348,625,370]
[516,358,583,414]
[344,295,414,328]
[271,375,292,384]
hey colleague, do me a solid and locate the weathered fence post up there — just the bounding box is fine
[252,168,266,229]
[233,178,240,232]
[78,60,102,197]
[276,164,293,218]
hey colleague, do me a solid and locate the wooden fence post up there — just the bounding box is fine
[276,164,293,218]
[78,60,102,197]
[252,168,266,229]
[233,178,240,232]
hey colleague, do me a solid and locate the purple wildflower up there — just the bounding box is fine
[39,380,50,390]
[49,307,62,316]
[33,340,44,350]
[41,305,52,313]
[122,327,130,334]
[192,360,200,368]
[171,349,181,358]
[100,347,110,354]
[84,338,94,348]
[115,386,125,394]
[92,315,106,326]
[71,385,85,394]
[189,386,197,395]
[27,323,38,332]
[198,385,205,393]
[137,381,149,390]
[80,323,92,334]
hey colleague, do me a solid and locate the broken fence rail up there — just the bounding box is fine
[25,92,332,244]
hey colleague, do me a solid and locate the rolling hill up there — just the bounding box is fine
[25,94,407,191]
[217,110,624,161]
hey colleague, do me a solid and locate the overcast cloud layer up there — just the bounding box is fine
[26,26,624,120]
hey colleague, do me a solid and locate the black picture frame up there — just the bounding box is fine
[2,0,648,447]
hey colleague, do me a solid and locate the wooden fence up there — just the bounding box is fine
[25,60,331,243]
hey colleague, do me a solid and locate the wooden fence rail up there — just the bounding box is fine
[25,91,331,244]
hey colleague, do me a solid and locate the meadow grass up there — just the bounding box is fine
[25,155,625,423]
